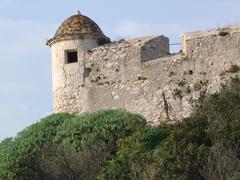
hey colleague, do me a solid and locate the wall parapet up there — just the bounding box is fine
[181,24,240,56]
[86,36,170,64]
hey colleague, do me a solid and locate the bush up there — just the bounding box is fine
[100,77,240,179]
[0,113,75,180]
[97,38,111,46]
[0,110,146,180]
[1,77,240,179]
[99,125,172,180]
[100,119,211,180]
[192,77,240,179]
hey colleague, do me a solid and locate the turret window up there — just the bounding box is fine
[65,50,78,64]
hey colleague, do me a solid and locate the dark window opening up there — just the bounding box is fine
[66,50,78,64]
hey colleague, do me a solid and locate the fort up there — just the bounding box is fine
[47,12,240,124]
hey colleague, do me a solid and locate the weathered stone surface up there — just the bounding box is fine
[48,14,240,124]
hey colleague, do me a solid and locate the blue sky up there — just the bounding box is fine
[0,0,240,141]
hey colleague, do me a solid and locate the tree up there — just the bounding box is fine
[1,77,240,180]
[0,110,146,180]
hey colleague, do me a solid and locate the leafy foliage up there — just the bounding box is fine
[0,110,146,180]
[0,113,75,179]
[100,77,240,180]
[1,78,240,179]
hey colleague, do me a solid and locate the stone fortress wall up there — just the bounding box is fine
[53,24,240,124]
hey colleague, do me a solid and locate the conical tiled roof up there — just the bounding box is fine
[47,12,109,46]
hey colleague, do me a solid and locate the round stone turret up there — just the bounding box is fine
[47,12,110,113]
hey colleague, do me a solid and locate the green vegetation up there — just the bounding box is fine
[137,76,147,81]
[91,75,108,85]
[218,30,230,37]
[97,38,111,46]
[194,80,209,92]
[168,71,175,77]
[220,64,240,76]
[185,85,192,94]
[177,79,187,87]
[0,110,146,180]
[1,77,240,179]
[228,64,240,73]
[183,70,194,76]
[91,75,102,83]
[194,82,202,91]
[173,87,183,99]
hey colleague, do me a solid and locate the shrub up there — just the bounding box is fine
[0,113,75,180]
[191,77,240,179]
[228,64,240,73]
[153,120,210,180]
[1,77,240,179]
[99,124,174,180]
[100,77,240,179]
[0,110,146,180]
[97,38,111,46]
[137,76,147,81]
